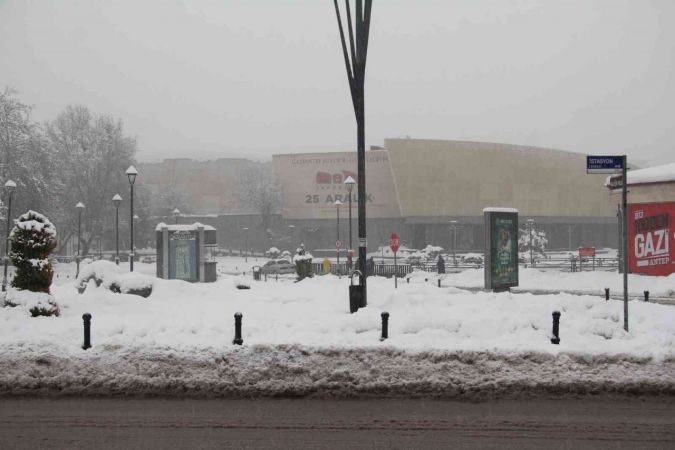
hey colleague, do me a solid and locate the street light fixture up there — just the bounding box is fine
[334,199,343,270]
[173,208,180,224]
[2,180,17,292]
[126,165,138,272]
[112,194,122,265]
[75,202,85,278]
[243,227,251,261]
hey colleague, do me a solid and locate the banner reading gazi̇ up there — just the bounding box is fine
[629,202,675,276]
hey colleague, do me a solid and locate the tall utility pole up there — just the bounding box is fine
[333,0,373,307]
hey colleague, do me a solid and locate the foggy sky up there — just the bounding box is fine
[1,0,674,166]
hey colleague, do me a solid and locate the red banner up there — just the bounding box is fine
[629,202,675,276]
[578,247,596,258]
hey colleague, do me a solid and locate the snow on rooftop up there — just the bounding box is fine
[605,162,675,187]
[483,207,519,213]
[154,222,216,232]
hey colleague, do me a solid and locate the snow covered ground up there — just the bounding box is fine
[1,258,674,398]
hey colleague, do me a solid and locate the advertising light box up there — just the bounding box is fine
[629,202,675,276]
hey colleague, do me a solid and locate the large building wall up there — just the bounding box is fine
[385,138,615,219]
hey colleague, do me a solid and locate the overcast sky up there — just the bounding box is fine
[1,0,673,166]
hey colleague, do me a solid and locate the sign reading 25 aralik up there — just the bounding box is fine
[273,151,402,219]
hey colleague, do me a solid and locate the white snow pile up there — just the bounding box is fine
[76,260,154,297]
[606,162,675,187]
[10,210,57,237]
[2,288,60,317]
[444,267,675,297]
[1,269,675,398]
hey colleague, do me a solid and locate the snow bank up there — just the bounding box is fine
[1,265,675,397]
[1,343,673,398]
[76,260,154,297]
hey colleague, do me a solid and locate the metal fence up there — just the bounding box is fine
[312,257,620,277]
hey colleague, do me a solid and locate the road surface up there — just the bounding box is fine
[1,397,674,449]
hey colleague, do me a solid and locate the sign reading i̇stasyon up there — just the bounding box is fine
[272,151,402,219]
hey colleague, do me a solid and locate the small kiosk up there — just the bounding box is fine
[156,222,218,282]
[484,207,519,291]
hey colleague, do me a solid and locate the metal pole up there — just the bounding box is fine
[622,155,628,332]
[337,203,340,269]
[2,192,13,292]
[245,229,248,262]
[115,205,119,265]
[453,225,457,265]
[348,190,353,250]
[394,252,397,288]
[333,0,372,308]
[529,220,534,267]
[76,208,82,278]
[130,183,134,272]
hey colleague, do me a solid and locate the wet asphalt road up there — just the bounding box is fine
[1,397,674,449]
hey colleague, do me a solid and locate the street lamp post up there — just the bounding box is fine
[333,0,373,307]
[126,166,138,272]
[335,199,342,270]
[243,227,249,262]
[133,214,139,254]
[113,194,122,265]
[527,219,535,267]
[344,176,355,251]
[449,220,458,266]
[287,224,295,252]
[75,202,85,278]
[2,180,17,292]
[173,208,180,225]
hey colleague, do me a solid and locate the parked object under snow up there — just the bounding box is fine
[77,260,154,298]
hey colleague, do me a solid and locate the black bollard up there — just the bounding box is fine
[551,311,561,345]
[605,288,610,301]
[437,279,441,288]
[82,313,92,350]
[380,312,389,341]
[276,274,278,281]
[407,278,410,284]
[233,312,243,345]
[644,290,649,303]
[264,273,267,282]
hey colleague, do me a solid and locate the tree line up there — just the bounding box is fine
[0,87,159,256]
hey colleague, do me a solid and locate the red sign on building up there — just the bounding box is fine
[389,232,400,254]
[578,247,596,258]
[628,202,675,276]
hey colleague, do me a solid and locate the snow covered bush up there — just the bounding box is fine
[293,244,313,280]
[3,289,60,317]
[77,260,154,298]
[9,210,57,294]
[518,226,548,257]
[266,247,281,259]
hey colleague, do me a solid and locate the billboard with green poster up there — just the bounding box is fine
[484,208,519,291]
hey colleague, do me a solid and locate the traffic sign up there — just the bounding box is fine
[586,156,624,174]
[336,240,343,249]
[389,232,400,253]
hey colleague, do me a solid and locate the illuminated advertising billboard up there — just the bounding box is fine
[272,151,401,219]
[629,202,675,276]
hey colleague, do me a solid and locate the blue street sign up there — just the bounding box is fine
[586,155,624,174]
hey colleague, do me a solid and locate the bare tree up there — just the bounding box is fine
[235,162,280,230]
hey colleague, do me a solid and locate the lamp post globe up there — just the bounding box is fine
[126,165,138,272]
[2,180,17,292]
[75,202,85,278]
[112,194,122,265]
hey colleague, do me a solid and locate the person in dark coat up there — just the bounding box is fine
[437,255,446,274]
